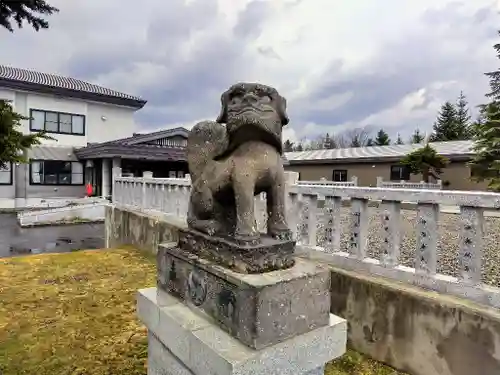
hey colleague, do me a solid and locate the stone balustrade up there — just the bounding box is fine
[377,176,443,190]
[112,172,500,309]
[298,176,358,187]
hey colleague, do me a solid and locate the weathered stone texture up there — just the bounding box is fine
[186,83,293,252]
[138,287,347,375]
[329,266,500,375]
[105,205,185,253]
[178,228,295,273]
[157,243,331,350]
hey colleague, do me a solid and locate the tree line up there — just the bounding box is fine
[284,91,476,152]
[399,36,500,189]
[1,2,500,190]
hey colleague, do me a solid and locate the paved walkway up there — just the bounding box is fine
[0,213,104,258]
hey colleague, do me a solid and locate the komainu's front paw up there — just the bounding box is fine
[268,222,293,241]
[234,228,261,244]
[188,219,221,236]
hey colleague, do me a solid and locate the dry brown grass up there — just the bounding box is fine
[0,248,405,375]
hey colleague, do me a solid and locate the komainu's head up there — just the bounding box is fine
[216,83,289,152]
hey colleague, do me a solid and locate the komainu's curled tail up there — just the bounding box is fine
[186,121,232,235]
[186,121,228,182]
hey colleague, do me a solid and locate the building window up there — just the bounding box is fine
[332,170,348,182]
[30,160,84,185]
[30,109,85,135]
[0,162,13,185]
[390,165,410,181]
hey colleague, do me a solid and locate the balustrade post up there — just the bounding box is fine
[349,198,369,259]
[306,194,318,247]
[459,206,484,285]
[351,176,358,186]
[415,203,439,278]
[285,171,299,186]
[323,195,342,253]
[160,184,166,212]
[285,171,300,239]
[376,176,383,188]
[111,167,122,203]
[142,171,153,210]
[255,192,267,232]
[380,200,401,267]
[288,193,300,241]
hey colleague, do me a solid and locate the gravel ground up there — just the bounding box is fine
[310,207,500,288]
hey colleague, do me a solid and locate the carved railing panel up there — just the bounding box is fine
[112,175,500,309]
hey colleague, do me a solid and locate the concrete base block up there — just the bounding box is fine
[138,287,347,375]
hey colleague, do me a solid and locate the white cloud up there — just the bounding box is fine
[0,0,498,138]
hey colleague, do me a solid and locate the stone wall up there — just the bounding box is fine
[326,266,500,375]
[105,205,186,254]
[106,205,500,375]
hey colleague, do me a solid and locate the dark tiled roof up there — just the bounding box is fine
[0,65,147,109]
[109,127,189,146]
[75,127,190,161]
[75,143,187,161]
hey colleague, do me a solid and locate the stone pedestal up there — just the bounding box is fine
[138,237,347,374]
[178,228,296,274]
[157,242,331,349]
[138,287,347,375]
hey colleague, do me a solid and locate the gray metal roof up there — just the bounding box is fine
[28,146,78,161]
[0,65,146,109]
[285,140,475,164]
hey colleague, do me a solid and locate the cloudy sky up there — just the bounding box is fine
[1,0,499,143]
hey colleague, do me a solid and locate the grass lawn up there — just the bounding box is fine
[0,248,405,375]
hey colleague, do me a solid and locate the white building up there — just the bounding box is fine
[0,65,147,210]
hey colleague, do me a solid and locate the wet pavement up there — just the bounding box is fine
[0,213,104,258]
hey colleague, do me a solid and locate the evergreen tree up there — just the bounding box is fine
[469,102,500,191]
[395,134,404,145]
[456,91,473,139]
[429,98,472,141]
[410,129,425,144]
[283,139,294,152]
[350,135,362,147]
[485,31,500,101]
[0,101,51,168]
[400,144,449,183]
[0,0,58,32]
[323,133,336,149]
[366,138,374,146]
[429,101,459,141]
[374,129,390,146]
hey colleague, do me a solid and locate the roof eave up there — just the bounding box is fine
[0,78,147,109]
[126,128,189,145]
[287,153,474,165]
[74,144,187,161]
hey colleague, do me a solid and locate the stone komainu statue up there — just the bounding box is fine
[186,83,292,243]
